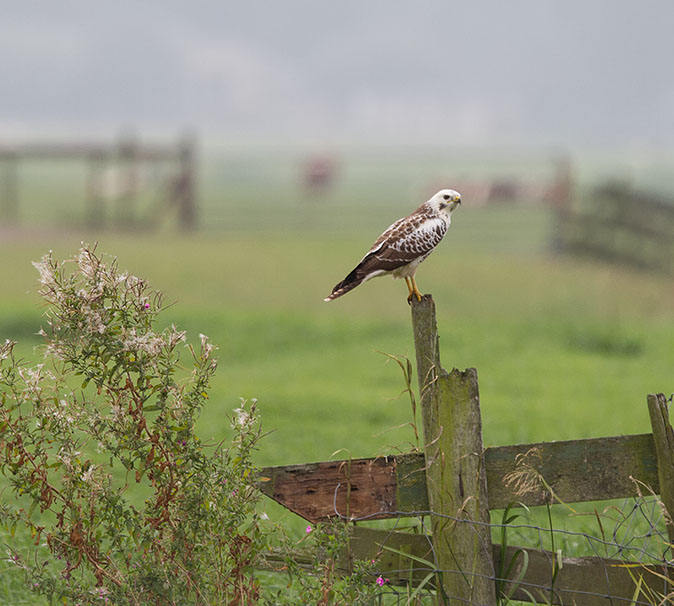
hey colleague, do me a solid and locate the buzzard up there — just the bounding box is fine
[324,189,462,303]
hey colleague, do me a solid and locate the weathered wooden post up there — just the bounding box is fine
[411,294,496,605]
[647,393,674,562]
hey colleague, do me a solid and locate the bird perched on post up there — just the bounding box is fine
[324,189,462,303]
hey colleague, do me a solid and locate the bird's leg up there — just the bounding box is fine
[406,277,423,304]
[405,277,414,303]
[405,277,413,298]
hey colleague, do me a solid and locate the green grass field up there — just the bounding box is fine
[2,150,674,602]
[3,218,671,464]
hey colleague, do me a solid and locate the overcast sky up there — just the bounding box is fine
[2,2,673,150]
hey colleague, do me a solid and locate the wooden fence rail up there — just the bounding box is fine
[259,433,658,522]
[258,296,674,604]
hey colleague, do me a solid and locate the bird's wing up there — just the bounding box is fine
[366,216,410,255]
[357,215,448,276]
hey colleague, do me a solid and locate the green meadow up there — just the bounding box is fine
[1,149,674,601]
[5,219,673,465]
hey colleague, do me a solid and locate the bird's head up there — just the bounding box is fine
[430,189,462,215]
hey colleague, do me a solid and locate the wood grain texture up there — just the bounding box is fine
[410,294,441,413]
[259,433,658,521]
[485,432,658,508]
[347,527,668,605]
[411,295,496,605]
[257,456,397,522]
[647,393,674,553]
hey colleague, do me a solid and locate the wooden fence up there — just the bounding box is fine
[554,182,674,273]
[259,296,674,605]
[0,133,197,230]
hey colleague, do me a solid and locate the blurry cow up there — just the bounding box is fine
[425,169,571,208]
[302,154,339,196]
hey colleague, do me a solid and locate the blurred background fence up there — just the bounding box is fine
[0,132,196,231]
[554,182,674,274]
[4,138,674,277]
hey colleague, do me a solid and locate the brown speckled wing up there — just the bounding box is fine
[356,206,447,276]
[366,208,428,255]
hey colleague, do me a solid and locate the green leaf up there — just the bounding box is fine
[407,570,436,601]
[379,543,435,569]
[502,548,530,601]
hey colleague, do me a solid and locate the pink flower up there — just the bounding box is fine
[375,576,389,587]
[305,525,312,533]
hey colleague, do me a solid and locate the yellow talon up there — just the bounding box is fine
[405,277,423,304]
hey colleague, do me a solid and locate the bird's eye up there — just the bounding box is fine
[443,194,450,201]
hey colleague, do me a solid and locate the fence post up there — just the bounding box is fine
[176,133,197,231]
[85,150,106,228]
[411,294,496,605]
[117,131,139,228]
[0,152,19,224]
[647,393,674,558]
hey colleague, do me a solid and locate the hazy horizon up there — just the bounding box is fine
[2,2,673,152]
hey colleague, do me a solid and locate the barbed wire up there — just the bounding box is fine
[372,583,662,606]
[373,571,663,606]
[384,557,672,604]
[370,564,668,606]
[332,482,674,605]
[334,484,671,564]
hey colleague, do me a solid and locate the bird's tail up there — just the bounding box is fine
[323,270,365,302]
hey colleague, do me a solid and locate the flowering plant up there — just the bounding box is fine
[0,246,267,605]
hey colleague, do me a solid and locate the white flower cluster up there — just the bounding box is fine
[123,328,165,357]
[168,326,187,349]
[232,407,249,428]
[199,333,216,357]
[50,398,75,425]
[0,339,14,362]
[32,255,55,288]
[79,305,108,336]
[232,398,258,430]
[17,364,45,396]
[55,448,82,472]
[81,466,96,483]
[77,247,100,281]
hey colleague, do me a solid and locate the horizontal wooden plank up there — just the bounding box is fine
[259,433,658,522]
[485,433,658,508]
[258,456,397,522]
[347,527,669,606]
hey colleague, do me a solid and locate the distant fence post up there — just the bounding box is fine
[176,134,197,231]
[0,151,19,224]
[117,132,139,228]
[411,295,496,605]
[85,149,106,228]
